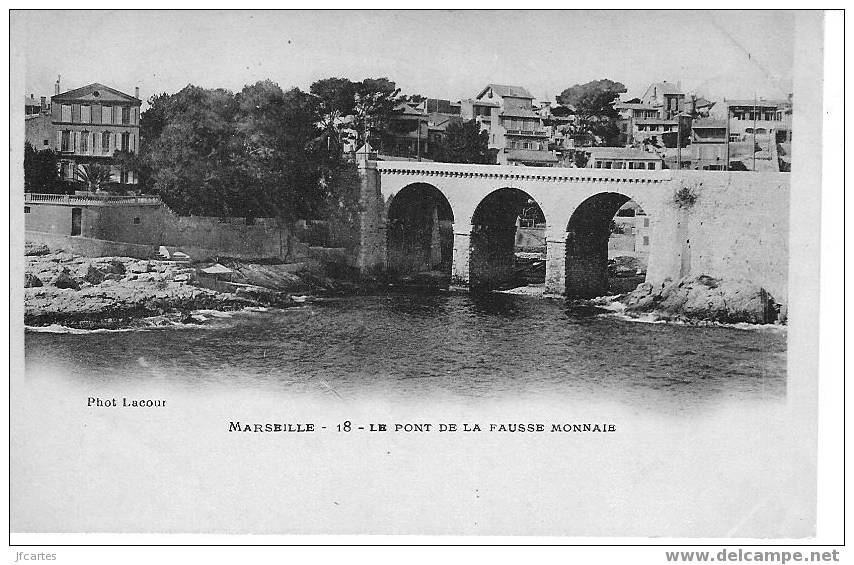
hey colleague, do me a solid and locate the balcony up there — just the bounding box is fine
[505,129,547,137]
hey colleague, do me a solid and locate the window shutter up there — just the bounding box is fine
[55,130,62,150]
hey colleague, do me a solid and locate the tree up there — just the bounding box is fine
[430,119,495,164]
[557,79,627,146]
[236,81,325,224]
[353,77,405,150]
[142,85,244,216]
[572,149,589,168]
[23,142,62,193]
[309,77,357,156]
[76,163,113,192]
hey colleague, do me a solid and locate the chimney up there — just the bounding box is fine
[135,86,140,99]
[55,75,61,95]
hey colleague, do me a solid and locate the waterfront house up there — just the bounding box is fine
[45,78,142,189]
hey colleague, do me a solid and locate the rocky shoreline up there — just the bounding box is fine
[615,274,785,325]
[25,243,785,329]
[24,243,336,329]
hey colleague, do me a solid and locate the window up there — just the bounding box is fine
[133,217,141,225]
[61,104,71,122]
[102,106,112,124]
[43,139,49,146]
[24,206,30,214]
[80,131,89,153]
[102,132,111,153]
[644,218,650,227]
[121,132,130,152]
[61,130,71,152]
[122,107,131,124]
[643,236,649,246]
[81,105,91,123]
[121,169,129,184]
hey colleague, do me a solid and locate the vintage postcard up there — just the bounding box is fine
[8,8,840,551]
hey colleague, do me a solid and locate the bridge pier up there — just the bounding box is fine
[469,225,518,290]
[565,227,610,298]
[544,237,566,295]
[451,232,470,284]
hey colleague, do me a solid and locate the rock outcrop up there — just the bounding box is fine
[24,273,42,288]
[24,242,51,256]
[52,268,81,290]
[24,251,252,328]
[620,274,781,324]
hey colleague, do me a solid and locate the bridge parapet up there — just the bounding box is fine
[370,160,673,186]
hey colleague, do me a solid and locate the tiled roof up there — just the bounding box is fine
[477,84,534,100]
[53,82,140,103]
[395,103,426,117]
[428,114,463,130]
[505,149,558,163]
[634,118,678,125]
[649,82,683,95]
[691,119,726,128]
[615,102,657,110]
[725,99,789,108]
[689,97,715,108]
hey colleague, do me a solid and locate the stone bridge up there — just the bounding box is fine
[355,160,790,303]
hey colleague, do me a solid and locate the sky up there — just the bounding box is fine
[13,10,796,110]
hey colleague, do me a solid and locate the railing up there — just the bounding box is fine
[24,193,163,206]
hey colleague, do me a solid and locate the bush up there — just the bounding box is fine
[673,185,698,209]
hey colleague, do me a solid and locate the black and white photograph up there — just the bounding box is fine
[8,7,843,557]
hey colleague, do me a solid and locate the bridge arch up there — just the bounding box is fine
[564,191,651,298]
[386,182,455,283]
[469,187,548,290]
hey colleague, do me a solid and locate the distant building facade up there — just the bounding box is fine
[25,94,53,151]
[724,97,792,172]
[584,147,664,170]
[460,84,557,166]
[689,119,728,170]
[29,78,143,189]
[384,102,429,159]
[616,81,688,146]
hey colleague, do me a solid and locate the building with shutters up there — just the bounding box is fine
[460,84,558,166]
[47,78,142,189]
